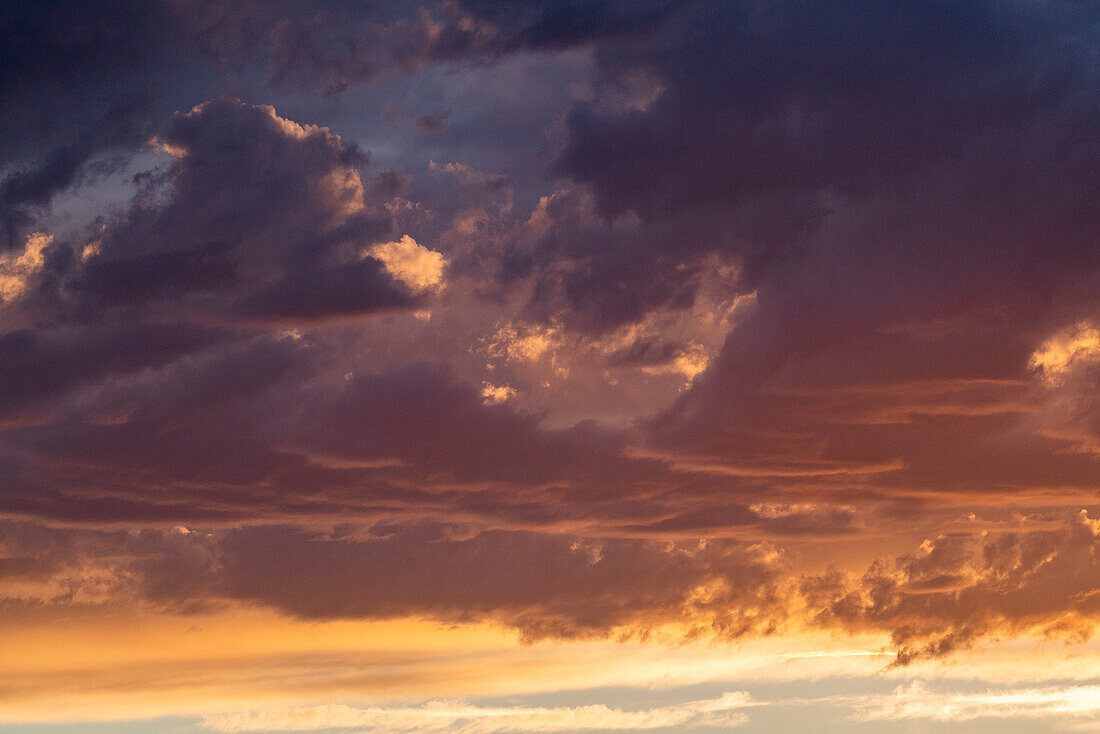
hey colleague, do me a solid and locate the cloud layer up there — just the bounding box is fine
[3,7,1100,721]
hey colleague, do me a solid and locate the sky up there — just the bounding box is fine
[2,0,1100,732]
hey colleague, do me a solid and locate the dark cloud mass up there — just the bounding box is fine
[3,0,1100,672]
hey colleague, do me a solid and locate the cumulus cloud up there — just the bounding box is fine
[55,97,419,322]
[0,96,435,432]
[368,234,447,292]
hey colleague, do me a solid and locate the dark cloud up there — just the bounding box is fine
[413,109,450,137]
[0,0,219,247]
[511,190,703,332]
[11,508,1100,660]
[558,0,1098,218]
[454,0,687,51]
[0,349,794,539]
[29,96,417,323]
[0,515,787,640]
[266,5,489,94]
[0,94,157,248]
[0,0,480,243]
[604,337,686,368]
[491,1,1100,517]
[291,362,634,485]
[0,322,223,422]
[264,0,687,95]
[5,0,1100,670]
[805,511,1100,665]
[136,521,786,639]
[519,0,1100,333]
[70,242,238,308]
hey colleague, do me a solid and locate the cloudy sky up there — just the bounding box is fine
[3,1,1100,732]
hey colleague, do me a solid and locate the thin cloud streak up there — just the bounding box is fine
[844,681,1100,723]
[201,693,755,733]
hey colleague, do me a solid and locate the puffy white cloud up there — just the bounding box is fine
[367,235,447,293]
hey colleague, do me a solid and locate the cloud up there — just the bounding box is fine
[510,190,706,333]
[368,234,447,292]
[0,0,309,247]
[490,0,1100,365]
[805,510,1100,665]
[136,521,787,641]
[1031,322,1100,387]
[846,681,1100,722]
[201,692,755,733]
[483,321,562,364]
[0,232,49,301]
[267,5,494,94]
[0,321,225,424]
[7,0,1100,692]
[10,501,1100,663]
[480,381,516,404]
[264,1,685,95]
[0,509,788,643]
[638,342,709,381]
[50,97,419,322]
[414,109,451,137]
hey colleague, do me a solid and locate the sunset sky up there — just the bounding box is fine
[4,1,1100,732]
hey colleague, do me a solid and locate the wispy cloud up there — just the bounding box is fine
[201,692,755,733]
[844,681,1100,722]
